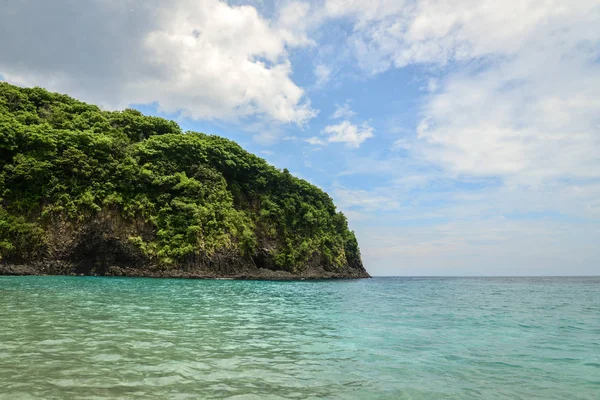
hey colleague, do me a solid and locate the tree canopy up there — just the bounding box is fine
[0,82,362,274]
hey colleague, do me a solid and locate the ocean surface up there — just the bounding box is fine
[0,276,598,399]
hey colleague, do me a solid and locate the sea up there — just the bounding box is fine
[0,276,598,399]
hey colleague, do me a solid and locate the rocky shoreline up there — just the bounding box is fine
[0,262,370,280]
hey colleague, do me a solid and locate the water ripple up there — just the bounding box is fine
[0,276,599,399]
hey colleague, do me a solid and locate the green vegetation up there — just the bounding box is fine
[0,82,362,274]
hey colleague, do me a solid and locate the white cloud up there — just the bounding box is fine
[321,120,374,147]
[333,184,400,212]
[314,64,332,87]
[305,136,326,145]
[325,0,599,71]
[392,138,413,151]
[416,53,600,182]
[426,78,438,93]
[331,102,357,119]
[275,1,314,48]
[0,0,316,125]
[323,0,600,184]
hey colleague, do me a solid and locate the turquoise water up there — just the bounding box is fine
[0,277,598,399]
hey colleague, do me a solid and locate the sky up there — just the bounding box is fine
[1,0,599,276]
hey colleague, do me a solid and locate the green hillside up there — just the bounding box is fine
[0,82,368,278]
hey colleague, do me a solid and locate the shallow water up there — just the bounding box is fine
[0,276,599,399]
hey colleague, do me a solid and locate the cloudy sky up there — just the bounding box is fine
[2,0,599,275]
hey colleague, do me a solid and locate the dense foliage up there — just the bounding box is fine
[0,82,361,272]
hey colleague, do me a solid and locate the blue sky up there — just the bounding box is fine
[1,0,599,275]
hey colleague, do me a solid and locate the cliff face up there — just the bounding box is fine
[0,83,369,279]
